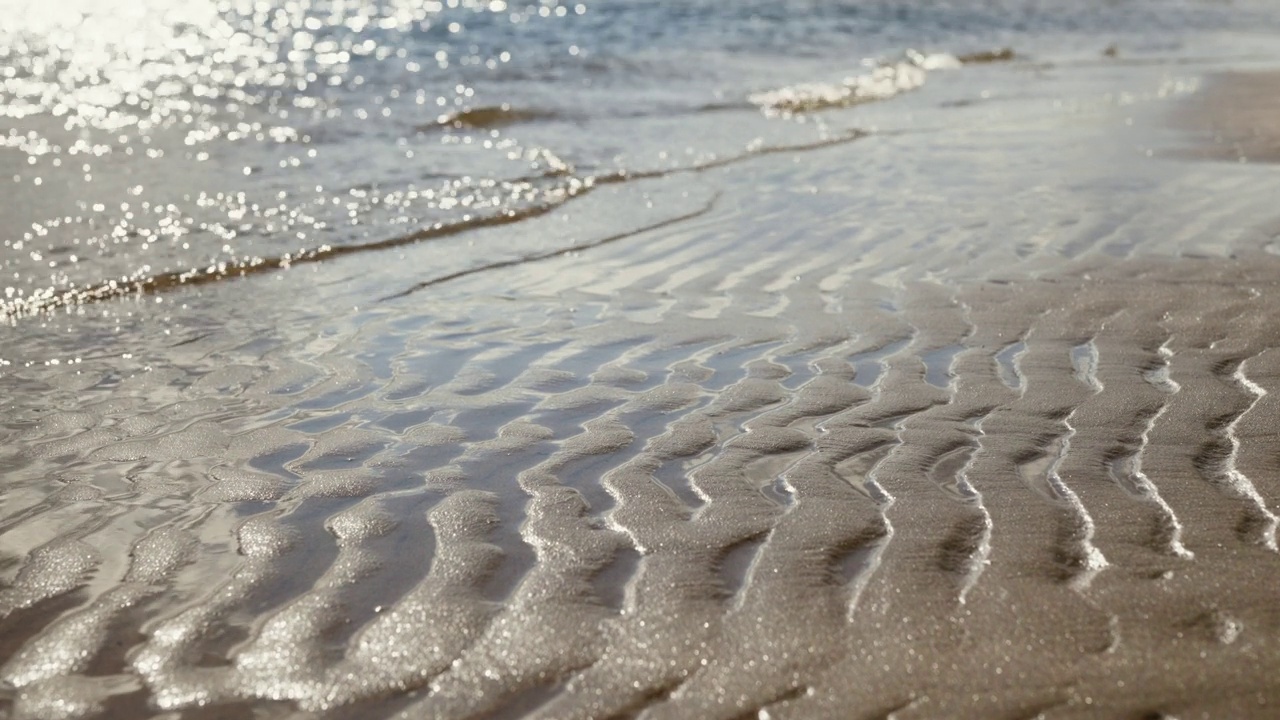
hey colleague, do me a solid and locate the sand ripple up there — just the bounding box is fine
[4,244,1280,718]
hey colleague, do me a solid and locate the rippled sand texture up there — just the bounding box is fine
[8,3,1280,717]
[6,234,1280,719]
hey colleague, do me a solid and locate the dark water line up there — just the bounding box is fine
[380,194,720,301]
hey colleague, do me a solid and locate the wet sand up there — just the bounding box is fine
[1176,71,1280,163]
[4,51,1280,720]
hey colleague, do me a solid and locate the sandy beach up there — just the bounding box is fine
[5,2,1280,718]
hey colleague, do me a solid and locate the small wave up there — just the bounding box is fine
[428,104,561,130]
[748,50,962,115]
[957,48,1016,64]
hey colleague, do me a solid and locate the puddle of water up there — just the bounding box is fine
[850,338,911,388]
[921,344,964,389]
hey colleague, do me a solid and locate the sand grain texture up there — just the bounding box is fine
[5,248,1280,719]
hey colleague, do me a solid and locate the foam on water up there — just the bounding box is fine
[749,50,966,115]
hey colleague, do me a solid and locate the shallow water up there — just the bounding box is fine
[5,1,1280,718]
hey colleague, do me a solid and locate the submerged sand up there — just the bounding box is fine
[4,52,1280,720]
